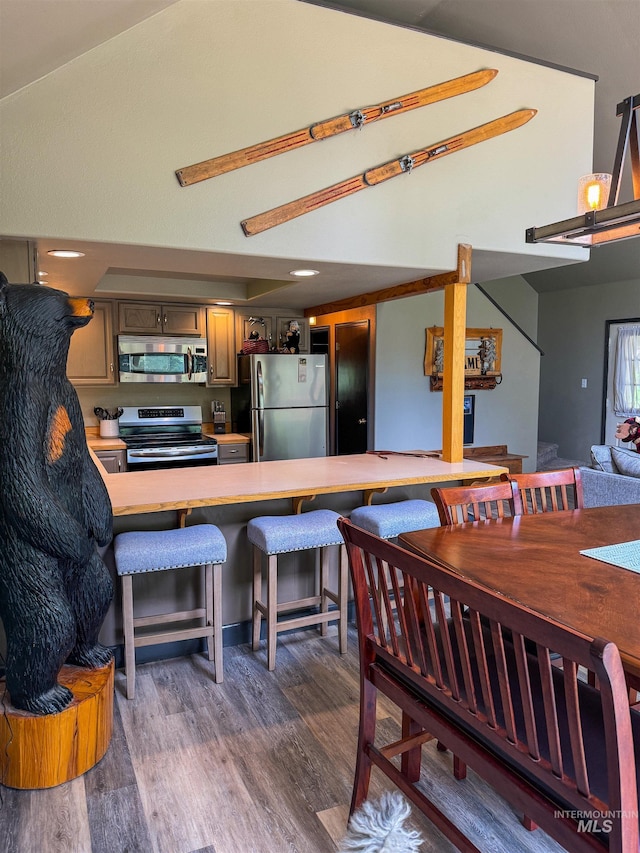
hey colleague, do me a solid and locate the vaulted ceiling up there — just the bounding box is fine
[1,0,638,300]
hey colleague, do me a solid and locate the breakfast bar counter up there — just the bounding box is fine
[94,452,508,651]
[100,453,508,516]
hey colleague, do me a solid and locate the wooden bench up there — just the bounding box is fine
[338,517,640,853]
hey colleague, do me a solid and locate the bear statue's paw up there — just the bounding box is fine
[67,643,113,669]
[18,684,74,716]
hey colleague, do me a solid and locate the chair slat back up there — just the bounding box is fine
[431,480,522,526]
[504,467,584,514]
[338,517,639,853]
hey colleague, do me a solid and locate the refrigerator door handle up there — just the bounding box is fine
[256,360,264,410]
[251,409,263,462]
[257,409,264,459]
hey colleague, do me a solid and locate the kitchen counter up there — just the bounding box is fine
[204,432,250,445]
[88,436,127,451]
[98,453,508,516]
[87,432,249,450]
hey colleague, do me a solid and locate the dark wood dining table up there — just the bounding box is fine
[399,504,640,689]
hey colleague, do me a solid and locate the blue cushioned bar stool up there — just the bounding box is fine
[247,509,348,671]
[350,500,440,629]
[114,524,227,699]
[350,499,440,540]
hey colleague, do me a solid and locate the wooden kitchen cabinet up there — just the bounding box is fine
[0,238,35,283]
[118,301,205,336]
[67,300,116,385]
[94,449,127,473]
[235,311,274,351]
[235,309,307,353]
[217,442,249,464]
[206,306,236,386]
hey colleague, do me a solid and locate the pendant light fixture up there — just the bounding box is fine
[526,93,639,247]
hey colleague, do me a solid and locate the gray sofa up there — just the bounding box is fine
[579,444,640,507]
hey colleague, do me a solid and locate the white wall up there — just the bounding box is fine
[375,277,540,469]
[0,0,592,281]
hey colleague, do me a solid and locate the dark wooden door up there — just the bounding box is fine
[336,321,369,455]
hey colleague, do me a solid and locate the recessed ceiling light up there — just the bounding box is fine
[289,269,319,277]
[47,249,85,258]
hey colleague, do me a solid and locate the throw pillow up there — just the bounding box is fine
[611,446,640,478]
[590,445,616,473]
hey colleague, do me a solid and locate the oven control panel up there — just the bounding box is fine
[137,407,185,419]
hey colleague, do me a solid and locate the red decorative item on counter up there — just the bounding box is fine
[241,338,269,354]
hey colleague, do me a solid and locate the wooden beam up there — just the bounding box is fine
[304,245,472,318]
[441,245,472,463]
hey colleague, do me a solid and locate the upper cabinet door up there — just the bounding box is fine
[206,306,236,386]
[67,300,116,385]
[162,304,205,336]
[118,302,162,333]
[118,302,205,336]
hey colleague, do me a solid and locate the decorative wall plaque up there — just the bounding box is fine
[425,326,503,390]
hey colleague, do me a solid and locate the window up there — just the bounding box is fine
[614,324,640,415]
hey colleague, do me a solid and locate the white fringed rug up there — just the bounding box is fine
[338,792,423,852]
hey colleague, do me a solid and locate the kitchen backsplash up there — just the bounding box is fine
[76,385,230,426]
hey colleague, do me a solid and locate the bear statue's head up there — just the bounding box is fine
[0,272,95,371]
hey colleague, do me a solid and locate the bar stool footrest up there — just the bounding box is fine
[132,607,207,628]
[272,609,342,633]
[134,625,214,648]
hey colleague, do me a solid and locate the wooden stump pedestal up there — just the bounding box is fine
[0,660,114,789]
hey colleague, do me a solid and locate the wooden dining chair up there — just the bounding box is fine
[503,467,592,693]
[429,479,537,825]
[431,479,522,526]
[502,466,584,514]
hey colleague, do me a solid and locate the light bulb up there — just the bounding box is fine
[577,174,612,214]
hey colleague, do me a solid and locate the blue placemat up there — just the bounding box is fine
[580,539,640,574]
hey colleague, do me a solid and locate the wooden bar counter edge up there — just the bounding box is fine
[92,450,509,517]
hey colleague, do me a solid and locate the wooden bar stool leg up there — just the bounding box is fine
[212,562,223,683]
[121,574,136,700]
[320,546,329,638]
[205,563,214,663]
[267,554,278,672]
[252,546,262,652]
[338,544,348,655]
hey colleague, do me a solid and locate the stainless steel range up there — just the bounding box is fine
[118,405,218,469]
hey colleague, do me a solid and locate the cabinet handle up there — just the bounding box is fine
[163,314,167,326]
[228,449,239,454]
[156,313,161,326]
[110,363,114,374]
[117,458,121,471]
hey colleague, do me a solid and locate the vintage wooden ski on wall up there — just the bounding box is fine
[241,109,536,236]
[175,69,498,186]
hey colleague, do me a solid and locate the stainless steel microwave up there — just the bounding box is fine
[118,335,207,383]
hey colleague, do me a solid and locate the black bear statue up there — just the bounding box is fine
[0,272,114,715]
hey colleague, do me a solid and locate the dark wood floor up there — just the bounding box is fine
[1,626,565,852]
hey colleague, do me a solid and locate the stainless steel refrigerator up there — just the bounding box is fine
[231,354,328,461]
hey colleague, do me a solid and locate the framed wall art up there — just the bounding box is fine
[425,326,503,390]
